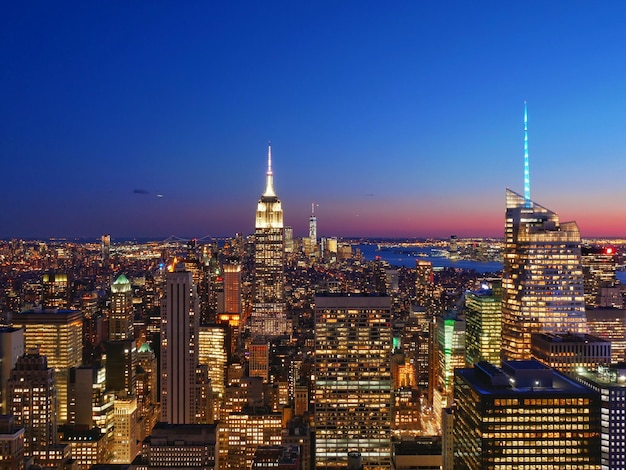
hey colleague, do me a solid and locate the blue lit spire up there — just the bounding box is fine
[523,101,531,207]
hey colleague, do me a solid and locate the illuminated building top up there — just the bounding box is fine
[263,142,276,198]
[111,273,131,293]
[256,142,283,229]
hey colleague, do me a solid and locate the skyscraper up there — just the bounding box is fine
[465,281,502,366]
[161,263,199,424]
[314,294,392,469]
[252,143,287,337]
[454,360,601,469]
[7,349,56,461]
[41,272,70,310]
[12,309,83,423]
[109,274,134,341]
[501,104,587,360]
[501,189,587,360]
[309,202,317,245]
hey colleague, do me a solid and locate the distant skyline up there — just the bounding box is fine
[2,1,626,239]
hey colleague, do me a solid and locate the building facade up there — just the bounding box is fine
[314,294,392,469]
[454,360,601,469]
[161,263,199,424]
[252,144,287,337]
[501,189,587,361]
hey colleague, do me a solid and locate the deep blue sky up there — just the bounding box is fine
[2,1,626,239]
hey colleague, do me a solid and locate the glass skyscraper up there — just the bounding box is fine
[501,189,587,361]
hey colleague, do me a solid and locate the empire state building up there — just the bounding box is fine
[252,143,287,337]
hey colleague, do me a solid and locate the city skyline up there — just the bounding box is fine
[2,2,626,239]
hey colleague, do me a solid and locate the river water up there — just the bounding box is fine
[357,243,503,274]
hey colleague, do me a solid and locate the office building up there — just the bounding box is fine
[435,313,465,412]
[574,364,626,470]
[113,397,138,464]
[110,274,134,341]
[582,246,619,308]
[41,272,70,310]
[59,426,107,469]
[222,407,282,469]
[106,339,137,397]
[249,338,270,382]
[136,342,159,437]
[7,349,56,461]
[132,422,218,469]
[0,326,24,414]
[160,263,199,424]
[391,438,442,470]
[0,415,24,470]
[454,360,601,469]
[12,309,82,423]
[198,325,227,398]
[251,445,300,470]
[252,143,287,337]
[309,203,317,246]
[501,189,587,360]
[68,364,115,449]
[415,260,438,316]
[465,283,501,366]
[222,262,241,316]
[101,234,111,266]
[531,332,611,373]
[314,294,392,469]
[586,308,626,362]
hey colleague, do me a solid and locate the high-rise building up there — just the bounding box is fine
[574,364,626,470]
[464,282,501,366]
[12,309,83,423]
[106,339,137,397]
[0,326,24,414]
[582,246,620,308]
[102,234,111,266]
[502,104,587,361]
[110,274,134,341]
[222,407,283,469]
[586,308,626,362]
[249,338,270,382]
[136,342,159,436]
[7,349,56,461]
[531,332,611,373]
[435,314,465,413]
[198,324,227,398]
[454,360,601,469]
[113,397,138,464]
[161,263,199,424]
[223,262,241,316]
[252,143,287,337]
[501,189,587,361]
[448,235,459,261]
[314,294,392,469]
[41,272,70,309]
[309,202,317,245]
[68,364,114,450]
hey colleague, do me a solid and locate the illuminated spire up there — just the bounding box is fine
[523,101,530,207]
[311,202,315,215]
[263,141,276,197]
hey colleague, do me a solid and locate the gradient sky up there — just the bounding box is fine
[2,1,626,239]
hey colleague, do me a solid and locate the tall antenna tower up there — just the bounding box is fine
[523,101,531,207]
